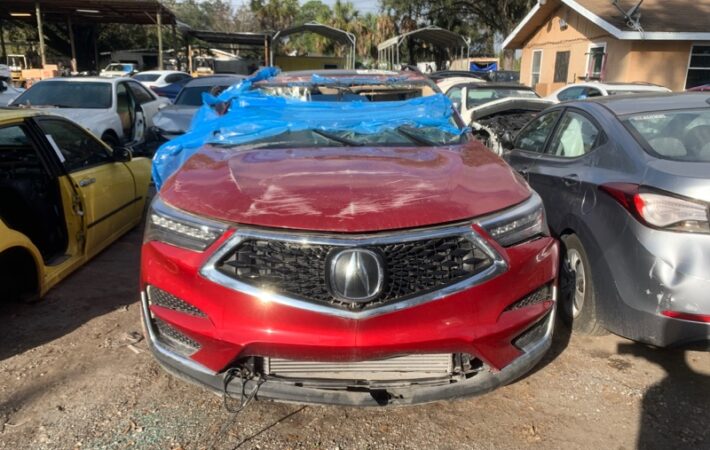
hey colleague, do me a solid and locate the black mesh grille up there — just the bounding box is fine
[505,285,551,312]
[147,286,206,317]
[513,311,551,350]
[216,233,494,311]
[154,317,200,352]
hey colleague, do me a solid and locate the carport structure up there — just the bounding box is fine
[0,0,176,71]
[377,26,469,70]
[270,22,356,70]
[183,29,271,72]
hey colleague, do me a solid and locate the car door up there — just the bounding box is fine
[522,109,605,234]
[504,110,562,185]
[127,80,164,130]
[35,117,137,257]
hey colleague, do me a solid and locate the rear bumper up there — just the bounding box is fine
[141,292,556,406]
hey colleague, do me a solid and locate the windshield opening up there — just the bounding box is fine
[256,80,437,102]
[12,81,112,109]
[215,125,468,150]
[625,108,710,162]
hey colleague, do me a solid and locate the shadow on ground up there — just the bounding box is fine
[622,338,710,450]
[0,227,143,361]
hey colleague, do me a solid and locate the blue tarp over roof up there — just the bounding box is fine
[151,68,462,189]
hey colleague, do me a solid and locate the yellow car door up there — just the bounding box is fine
[35,117,138,258]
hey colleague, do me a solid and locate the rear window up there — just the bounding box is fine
[12,81,112,109]
[133,73,161,82]
[625,108,710,161]
[175,85,230,106]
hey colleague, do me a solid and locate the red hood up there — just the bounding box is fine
[160,142,531,233]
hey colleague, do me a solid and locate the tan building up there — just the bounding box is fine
[503,0,710,95]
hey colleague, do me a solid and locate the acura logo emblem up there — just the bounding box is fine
[328,249,384,303]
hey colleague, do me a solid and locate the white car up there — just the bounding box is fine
[100,63,138,78]
[546,82,671,103]
[1,65,23,106]
[438,78,554,155]
[132,70,191,89]
[11,77,169,147]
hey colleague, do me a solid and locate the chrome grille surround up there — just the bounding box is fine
[200,222,507,319]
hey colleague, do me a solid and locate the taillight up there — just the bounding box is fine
[600,183,710,233]
[661,310,710,323]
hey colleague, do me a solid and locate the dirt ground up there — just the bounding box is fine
[1,226,708,450]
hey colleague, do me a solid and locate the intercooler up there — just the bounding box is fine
[264,354,454,381]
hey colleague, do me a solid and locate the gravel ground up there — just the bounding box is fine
[1,227,708,450]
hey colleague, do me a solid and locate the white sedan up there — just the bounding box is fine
[545,82,671,103]
[132,70,191,89]
[11,77,169,147]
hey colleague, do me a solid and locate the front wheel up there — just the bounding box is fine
[560,234,607,335]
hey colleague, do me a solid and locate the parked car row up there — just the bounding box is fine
[1,67,707,409]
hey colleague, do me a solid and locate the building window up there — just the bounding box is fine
[554,51,570,83]
[586,44,606,80]
[531,50,543,87]
[686,45,710,89]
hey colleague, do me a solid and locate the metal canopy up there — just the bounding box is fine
[377,26,469,69]
[0,0,176,25]
[270,22,356,69]
[185,30,271,47]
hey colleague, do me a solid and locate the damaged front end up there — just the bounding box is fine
[470,99,554,155]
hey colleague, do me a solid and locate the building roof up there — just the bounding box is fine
[503,0,710,49]
[0,0,176,25]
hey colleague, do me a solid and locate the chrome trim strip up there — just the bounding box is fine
[140,292,216,377]
[476,191,545,231]
[520,284,557,354]
[199,224,508,319]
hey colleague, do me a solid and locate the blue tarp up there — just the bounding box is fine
[151,67,462,189]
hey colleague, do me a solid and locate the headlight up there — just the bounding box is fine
[144,196,227,251]
[478,192,548,247]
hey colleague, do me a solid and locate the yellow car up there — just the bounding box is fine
[0,109,151,301]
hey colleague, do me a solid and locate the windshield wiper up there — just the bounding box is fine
[311,129,363,146]
[395,126,437,147]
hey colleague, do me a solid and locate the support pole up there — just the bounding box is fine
[157,8,163,70]
[67,15,77,73]
[264,35,270,67]
[94,25,99,72]
[35,1,46,67]
[171,23,178,70]
[187,39,193,74]
[0,20,7,59]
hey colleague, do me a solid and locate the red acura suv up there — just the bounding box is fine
[140,70,559,406]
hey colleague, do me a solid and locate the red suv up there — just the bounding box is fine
[140,70,559,406]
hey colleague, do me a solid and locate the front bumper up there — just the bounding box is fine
[140,227,558,405]
[141,291,556,406]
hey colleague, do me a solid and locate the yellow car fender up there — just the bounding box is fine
[0,220,44,296]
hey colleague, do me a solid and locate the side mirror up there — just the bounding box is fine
[452,100,462,112]
[501,132,515,151]
[158,102,168,110]
[0,81,7,93]
[113,146,132,162]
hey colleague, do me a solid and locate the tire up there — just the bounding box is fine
[101,131,120,149]
[560,234,607,335]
